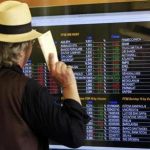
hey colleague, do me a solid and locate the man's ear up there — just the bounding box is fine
[25,42,32,52]
[19,49,24,57]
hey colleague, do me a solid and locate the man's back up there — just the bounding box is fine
[0,66,39,150]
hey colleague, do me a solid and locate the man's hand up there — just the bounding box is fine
[48,53,81,105]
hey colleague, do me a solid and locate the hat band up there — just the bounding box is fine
[0,23,32,34]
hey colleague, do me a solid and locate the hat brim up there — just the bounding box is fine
[0,29,42,43]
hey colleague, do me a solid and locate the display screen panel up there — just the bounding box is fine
[22,1,150,149]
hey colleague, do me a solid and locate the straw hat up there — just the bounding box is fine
[0,1,42,43]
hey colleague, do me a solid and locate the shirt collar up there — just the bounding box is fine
[0,64,24,75]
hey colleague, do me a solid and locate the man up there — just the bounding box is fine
[0,1,90,150]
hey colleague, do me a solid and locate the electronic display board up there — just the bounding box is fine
[22,1,150,149]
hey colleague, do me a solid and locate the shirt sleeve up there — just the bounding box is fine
[21,78,90,148]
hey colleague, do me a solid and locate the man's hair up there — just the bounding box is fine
[0,41,31,67]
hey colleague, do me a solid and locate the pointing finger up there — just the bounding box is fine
[48,53,55,71]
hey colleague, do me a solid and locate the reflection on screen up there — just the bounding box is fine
[23,2,150,150]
